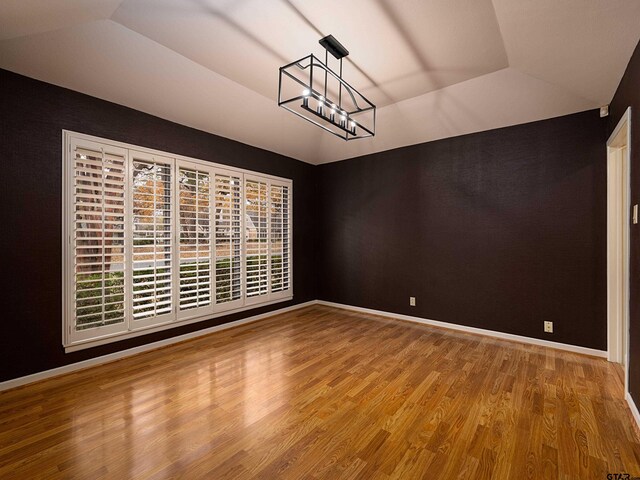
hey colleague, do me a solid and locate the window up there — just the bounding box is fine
[63,132,292,350]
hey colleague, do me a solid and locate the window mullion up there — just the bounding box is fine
[100,147,106,325]
[240,172,245,305]
[172,159,179,319]
[125,149,133,331]
[152,162,158,317]
[267,179,272,299]
[209,168,216,313]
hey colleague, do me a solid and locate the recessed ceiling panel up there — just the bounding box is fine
[113,0,510,108]
[317,68,596,163]
[0,1,638,164]
[0,19,324,163]
[0,0,124,40]
[276,0,511,105]
[493,0,640,104]
[112,0,320,102]
[293,0,509,104]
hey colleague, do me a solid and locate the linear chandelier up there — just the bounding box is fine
[278,35,376,140]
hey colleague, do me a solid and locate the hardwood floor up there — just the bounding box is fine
[1,305,639,479]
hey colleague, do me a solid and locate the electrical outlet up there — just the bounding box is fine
[544,321,553,333]
[409,297,416,307]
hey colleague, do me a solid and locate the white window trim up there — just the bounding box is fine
[62,130,293,352]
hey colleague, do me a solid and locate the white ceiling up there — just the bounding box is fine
[1,0,639,164]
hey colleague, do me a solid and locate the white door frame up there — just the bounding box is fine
[607,107,632,393]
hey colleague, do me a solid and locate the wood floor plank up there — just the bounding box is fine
[1,305,639,479]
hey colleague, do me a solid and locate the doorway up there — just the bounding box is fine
[607,107,631,391]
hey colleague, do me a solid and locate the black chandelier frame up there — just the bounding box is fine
[278,35,376,141]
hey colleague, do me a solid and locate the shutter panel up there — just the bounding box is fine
[130,151,174,327]
[178,164,212,316]
[215,170,243,310]
[70,139,128,341]
[245,177,269,303]
[270,183,291,297]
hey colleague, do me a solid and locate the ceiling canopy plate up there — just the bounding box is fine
[319,34,349,60]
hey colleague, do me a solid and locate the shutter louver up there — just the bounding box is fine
[179,166,212,312]
[215,172,243,306]
[72,143,126,332]
[131,155,173,321]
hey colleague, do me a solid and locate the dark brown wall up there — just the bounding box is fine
[318,110,608,349]
[0,69,317,382]
[0,64,613,384]
[609,39,640,406]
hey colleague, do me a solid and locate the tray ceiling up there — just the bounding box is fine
[1,0,639,164]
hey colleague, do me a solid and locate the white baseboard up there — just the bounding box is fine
[0,299,609,393]
[626,392,640,433]
[317,300,607,358]
[0,300,318,392]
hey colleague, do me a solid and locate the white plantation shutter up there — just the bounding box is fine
[69,139,128,341]
[215,170,243,310]
[270,183,291,298]
[178,164,212,316]
[245,177,269,303]
[64,133,292,349]
[130,151,174,327]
